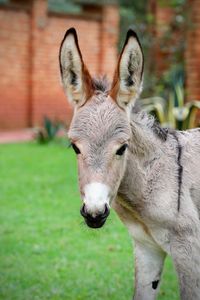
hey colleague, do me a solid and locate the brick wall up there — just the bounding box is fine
[152,0,200,102]
[0,0,119,129]
[100,5,119,78]
[0,8,30,129]
[185,0,200,101]
[152,2,174,75]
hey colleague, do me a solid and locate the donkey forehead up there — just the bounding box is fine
[68,96,130,143]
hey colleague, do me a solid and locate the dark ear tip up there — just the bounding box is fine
[124,29,143,55]
[65,27,77,36]
[63,27,78,40]
[126,29,139,41]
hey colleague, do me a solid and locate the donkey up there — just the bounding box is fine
[59,27,200,300]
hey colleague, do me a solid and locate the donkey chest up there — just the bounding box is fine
[113,197,170,253]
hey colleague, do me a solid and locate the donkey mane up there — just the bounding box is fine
[92,76,110,94]
[151,119,169,141]
[131,110,168,142]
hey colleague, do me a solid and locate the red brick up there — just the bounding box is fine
[185,0,200,101]
[0,0,119,129]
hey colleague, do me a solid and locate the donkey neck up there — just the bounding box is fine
[129,112,166,160]
[118,112,166,207]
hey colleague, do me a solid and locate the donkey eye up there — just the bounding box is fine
[71,143,81,155]
[116,144,128,156]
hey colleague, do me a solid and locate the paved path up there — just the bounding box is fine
[0,129,33,144]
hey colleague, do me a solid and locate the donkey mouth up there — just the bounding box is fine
[85,217,107,229]
[80,204,110,229]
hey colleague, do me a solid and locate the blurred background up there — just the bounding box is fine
[0,1,198,300]
[0,0,200,139]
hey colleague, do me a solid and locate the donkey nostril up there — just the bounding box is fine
[80,204,87,218]
[102,204,110,218]
[80,203,110,221]
[80,203,110,228]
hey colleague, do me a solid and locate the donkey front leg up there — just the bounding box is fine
[170,226,200,300]
[133,241,166,300]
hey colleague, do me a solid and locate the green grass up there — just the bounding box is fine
[0,143,179,300]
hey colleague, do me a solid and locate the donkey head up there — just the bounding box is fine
[59,28,144,228]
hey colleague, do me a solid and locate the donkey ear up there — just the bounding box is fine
[59,28,93,107]
[110,30,144,109]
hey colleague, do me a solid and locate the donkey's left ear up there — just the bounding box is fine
[110,30,144,108]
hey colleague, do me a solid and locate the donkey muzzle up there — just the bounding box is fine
[80,204,110,229]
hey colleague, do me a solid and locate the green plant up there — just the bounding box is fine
[141,64,200,130]
[170,67,200,129]
[34,116,63,144]
[141,94,200,130]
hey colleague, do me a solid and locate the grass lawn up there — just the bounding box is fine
[0,142,179,300]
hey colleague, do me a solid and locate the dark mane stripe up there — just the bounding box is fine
[152,121,168,141]
[170,131,183,212]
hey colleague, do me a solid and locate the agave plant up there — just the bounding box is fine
[34,116,63,144]
[141,68,200,130]
[140,96,169,127]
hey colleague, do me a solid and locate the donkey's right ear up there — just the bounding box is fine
[59,28,93,107]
